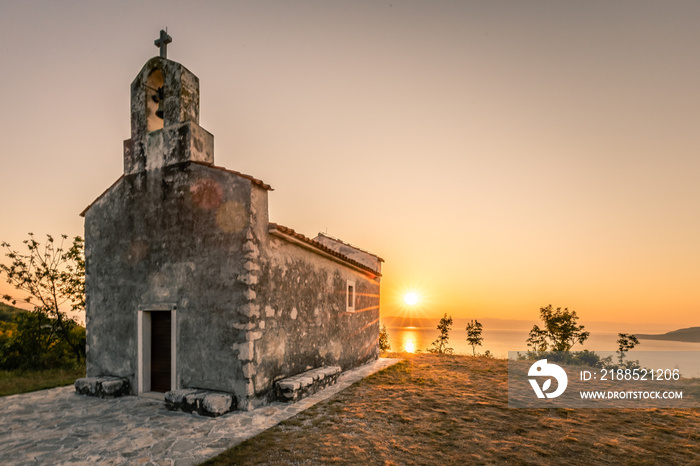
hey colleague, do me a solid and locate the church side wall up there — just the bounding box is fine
[248,233,381,404]
[84,163,256,399]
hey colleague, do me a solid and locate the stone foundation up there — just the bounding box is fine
[74,377,130,398]
[275,366,341,402]
[164,389,236,417]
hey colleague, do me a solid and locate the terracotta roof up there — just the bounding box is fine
[269,223,381,277]
[190,161,273,191]
[315,232,385,262]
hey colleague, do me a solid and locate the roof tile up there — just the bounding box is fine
[269,223,381,276]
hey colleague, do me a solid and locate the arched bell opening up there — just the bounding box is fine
[146,68,164,132]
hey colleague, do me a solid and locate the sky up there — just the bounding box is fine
[0,1,698,328]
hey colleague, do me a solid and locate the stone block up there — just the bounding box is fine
[242,241,258,253]
[277,380,301,391]
[243,261,260,272]
[233,341,255,361]
[275,366,342,403]
[238,303,260,317]
[245,380,255,397]
[75,377,130,398]
[245,331,263,341]
[242,362,256,378]
[165,389,236,417]
[298,376,314,387]
[232,322,256,330]
[74,377,98,394]
[202,393,235,417]
[164,388,199,406]
[101,379,126,396]
[183,393,202,412]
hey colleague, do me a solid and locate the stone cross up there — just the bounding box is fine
[155,29,172,59]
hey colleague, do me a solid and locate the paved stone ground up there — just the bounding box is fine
[0,358,400,466]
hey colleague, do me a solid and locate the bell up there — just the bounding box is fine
[151,86,165,119]
[156,99,165,119]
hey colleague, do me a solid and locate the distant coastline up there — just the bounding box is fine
[635,326,700,343]
[380,315,682,334]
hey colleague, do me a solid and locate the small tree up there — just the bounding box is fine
[466,319,484,355]
[617,333,639,366]
[428,314,453,354]
[526,305,590,352]
[378,324,391,352]
[1,233,85,365]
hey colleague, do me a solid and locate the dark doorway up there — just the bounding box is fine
[150,311,171,392]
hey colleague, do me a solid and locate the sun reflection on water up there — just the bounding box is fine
[402,330,418,353]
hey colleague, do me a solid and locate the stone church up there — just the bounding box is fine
[80,34,382,411]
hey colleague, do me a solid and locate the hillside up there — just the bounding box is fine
[0,302,28,323]
[636,326,700,343]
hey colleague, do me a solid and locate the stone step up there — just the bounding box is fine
[75,377,130,398]
[275,366,342,402]
[164,388,236,417]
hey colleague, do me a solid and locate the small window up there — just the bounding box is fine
[346,280,355,312]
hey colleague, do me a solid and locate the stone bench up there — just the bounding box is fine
[164,389,236,417]
[275,366,342,402]
[75,377,130,398]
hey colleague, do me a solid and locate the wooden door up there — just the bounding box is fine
[150,312,171,392]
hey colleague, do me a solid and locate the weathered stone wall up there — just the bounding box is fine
[84,162,258,400]
[239,231,380,408]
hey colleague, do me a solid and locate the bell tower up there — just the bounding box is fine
[123,30,214,175]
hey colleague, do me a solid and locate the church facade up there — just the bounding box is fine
[81,48,382,410]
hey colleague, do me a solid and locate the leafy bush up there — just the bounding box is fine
[0,311,85,370]
[526,305,590,352]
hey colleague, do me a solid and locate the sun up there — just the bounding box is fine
[404,292,419,306]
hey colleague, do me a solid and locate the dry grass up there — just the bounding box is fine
[204,353,699,465]
[0,365,85,397]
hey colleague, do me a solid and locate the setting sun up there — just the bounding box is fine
[404,292,419,306]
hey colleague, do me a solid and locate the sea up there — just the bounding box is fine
[384,326,700,378]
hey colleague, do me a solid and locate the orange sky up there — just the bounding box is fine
[1,1,698,326]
